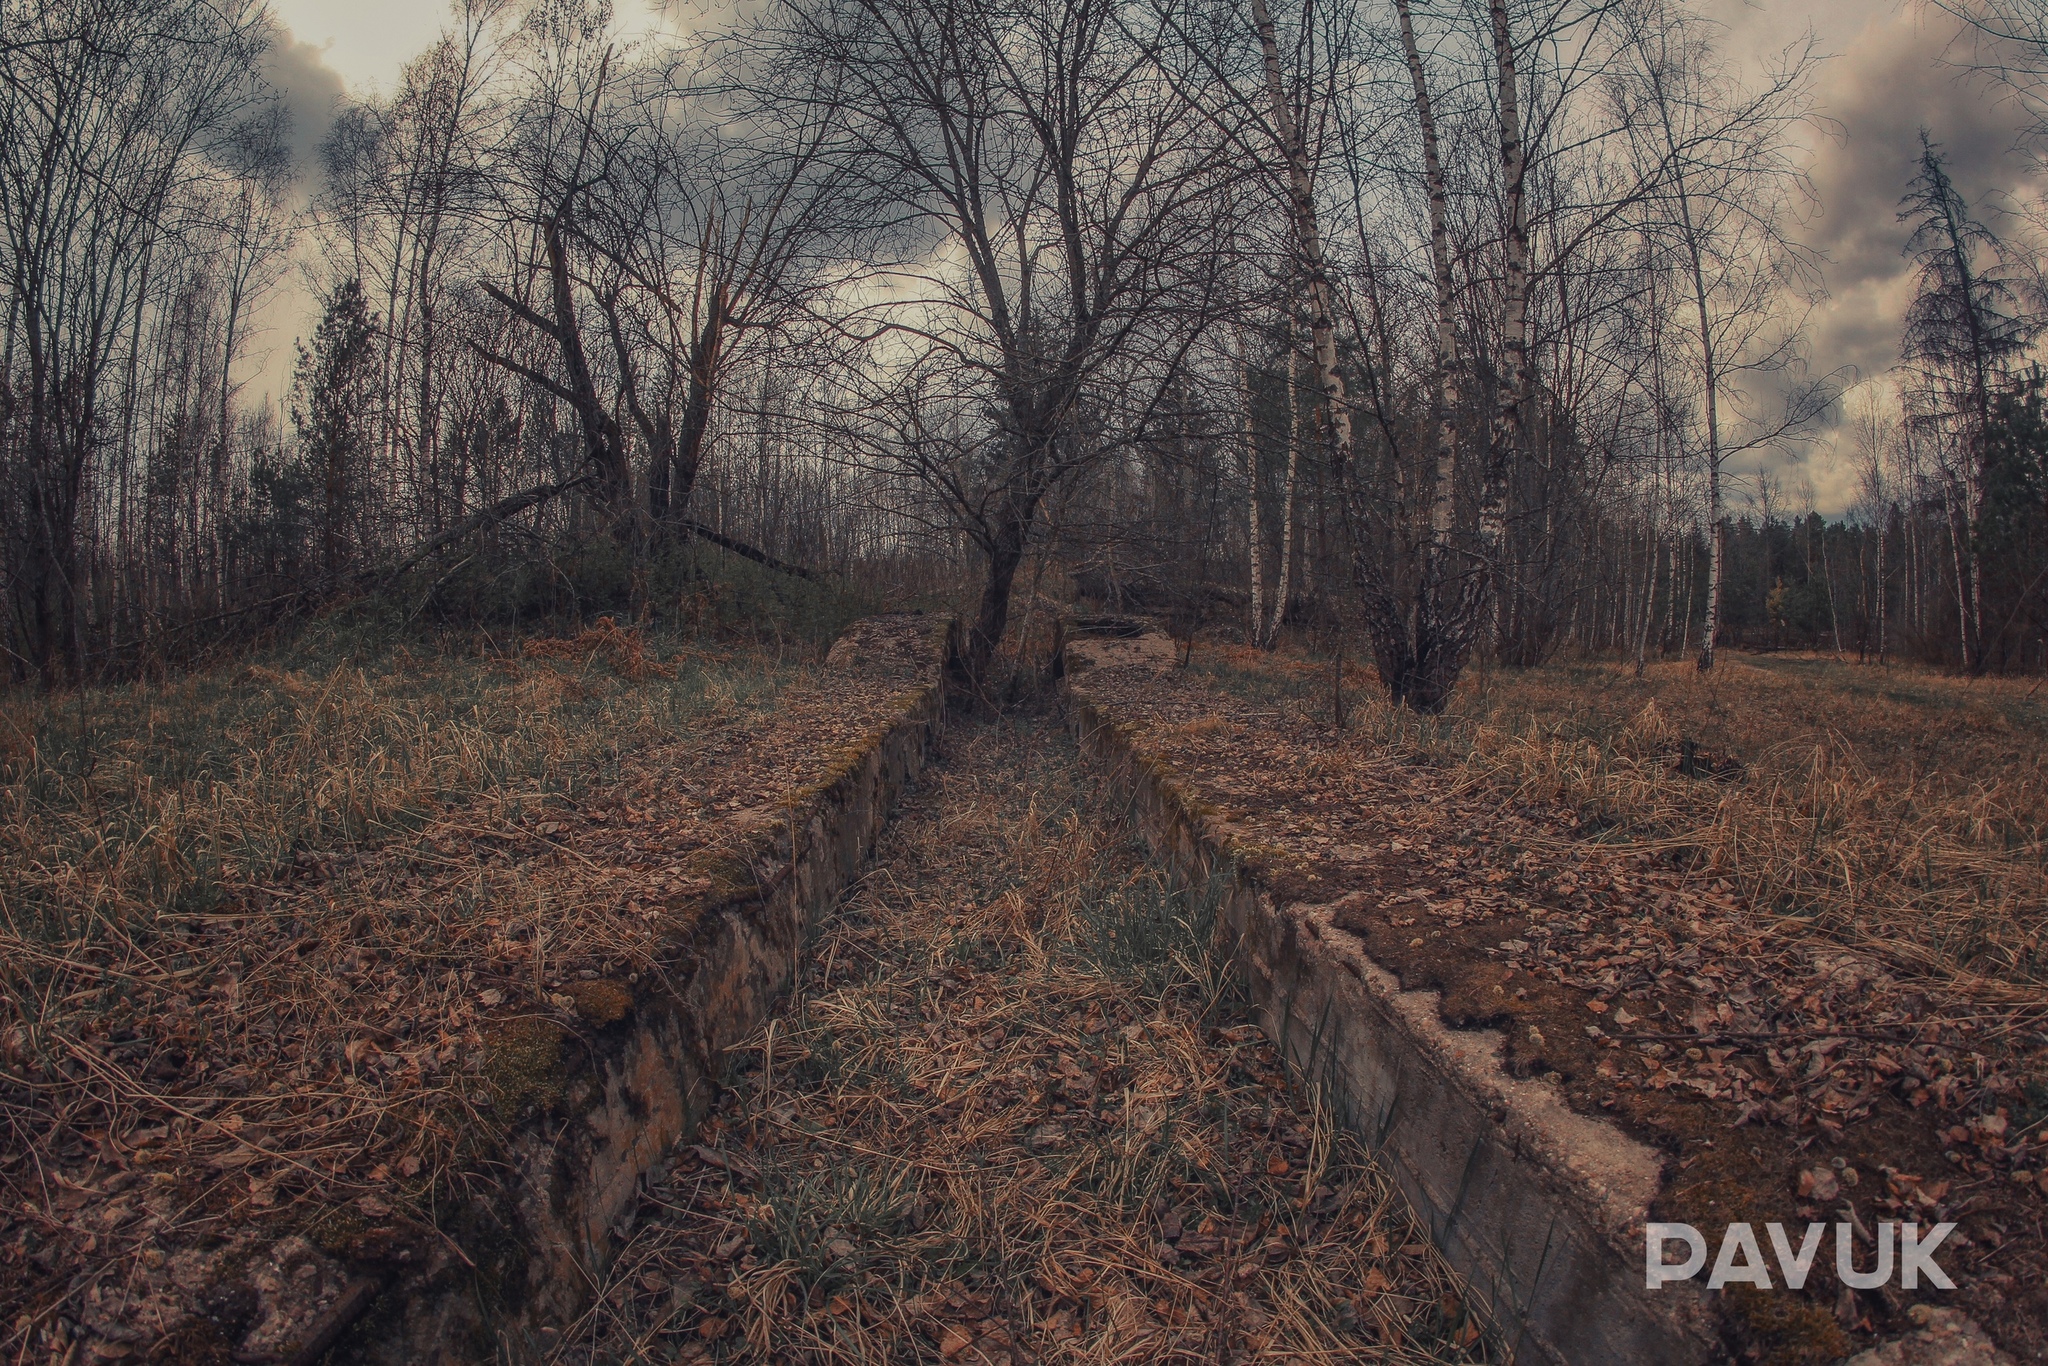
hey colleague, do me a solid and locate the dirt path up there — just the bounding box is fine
[544,715,1485,1365]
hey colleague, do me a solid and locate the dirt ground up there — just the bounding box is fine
[542,716,1485,1366]
[1067,638,2048,1365]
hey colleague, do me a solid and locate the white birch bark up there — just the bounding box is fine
[1249,0,1351,477]
[1270,311,1299,645]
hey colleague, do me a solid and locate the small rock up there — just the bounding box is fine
[1842,1306,2015,1366]
[234,1236,351,1361]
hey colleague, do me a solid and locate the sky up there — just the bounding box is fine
[1703,0,2039,512]
[251,0,2040,516]
[268,0,448,99]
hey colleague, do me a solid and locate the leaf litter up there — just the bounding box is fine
[0,620,940,1361]
[1071,641,2048,1361]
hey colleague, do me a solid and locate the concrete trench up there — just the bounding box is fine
[319,611,1988,1363]
[21,609,2011,1366]
[1058,633,1706,1364]
[354,611,1559,1364]
[346,615,964,1361]
[348,614,1695,1359]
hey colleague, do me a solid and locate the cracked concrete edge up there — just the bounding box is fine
[1060,660,1727,1366]
[352,614,962,1363]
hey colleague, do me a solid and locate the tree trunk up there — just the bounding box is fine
[1680,170,1725,672]
[1479,0,1531,567]
[1821,523,1843,657]
[1396,0,1459,565]
[963,516,1030,699]
[1270,309,1299,644]
[1680,533,1696,658]
[1876,504,1888,662]
[1244,354,1266,645]
[1249,0,1352,479]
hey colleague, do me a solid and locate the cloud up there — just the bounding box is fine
[262,25,349,195]
[1802,7,2032,382]
[1696,3,2037,513]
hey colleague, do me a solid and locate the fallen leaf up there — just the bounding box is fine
[1798,1168,1840,1202]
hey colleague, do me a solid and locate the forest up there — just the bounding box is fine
[6,1,2048,1363]
[5,0,2046,702]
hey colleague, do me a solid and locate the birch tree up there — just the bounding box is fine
[1613,0,1826,670]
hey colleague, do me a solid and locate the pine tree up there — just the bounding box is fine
[291,279,380,582]
[1897,132,2038,671]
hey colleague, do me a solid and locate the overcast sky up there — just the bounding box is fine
[253,0,2038,515]
[1706,0,2039,513]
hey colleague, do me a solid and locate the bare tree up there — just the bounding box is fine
[0,0,278,679]
[1897,131,2039,673]
[1611,0,1828,671]
[757,0,1240,687]
[586,56,860,544]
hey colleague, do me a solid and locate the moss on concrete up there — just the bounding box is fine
[565,979,633,1028]
[1725,1284,1855,1365]
[482,1017,570,1123]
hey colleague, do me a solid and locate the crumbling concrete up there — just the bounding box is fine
[1061,620,2015,1366]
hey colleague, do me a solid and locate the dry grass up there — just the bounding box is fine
[0,620,794,940]
[547,717,1486,1366]
[0,622,871,1355]
[1197,646,2048,1009]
